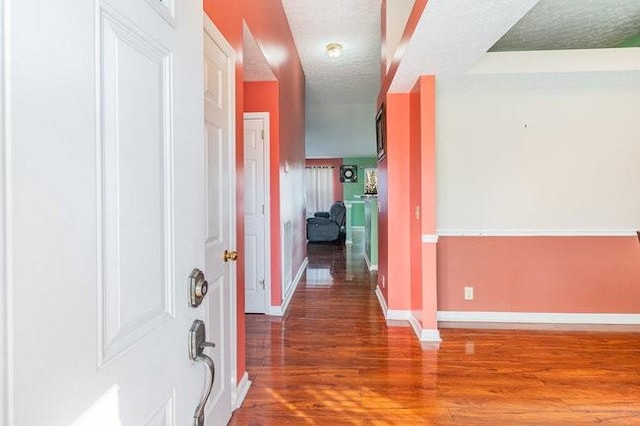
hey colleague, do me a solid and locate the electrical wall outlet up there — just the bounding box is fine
[464,286,474,300]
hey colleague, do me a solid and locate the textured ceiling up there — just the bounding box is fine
[490,0,640,52]
[281,0,381,105]
[391,0,640,93]
[390,0,540,92]
[288,0,640,157]
[243,22,276,82]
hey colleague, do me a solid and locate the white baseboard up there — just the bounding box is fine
[266,306,281,316]
[233,372,251,409]
[363,252,378,272]
[375,285,409,320]
[437,229,636,237]
[386,309,410,321]
[374,285,389,317]
[266,257,308,316]
[437,311,640,325]
[408,313,442,343]
[374,286,441,342]
[346,226,365,245]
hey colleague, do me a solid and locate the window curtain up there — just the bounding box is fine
[305,166,335,218]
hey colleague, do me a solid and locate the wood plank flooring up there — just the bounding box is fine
[230,243,640,425]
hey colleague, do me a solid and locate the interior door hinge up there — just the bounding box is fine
[259,279,266,289]
[261,129,264,140]
[262,204,265,215]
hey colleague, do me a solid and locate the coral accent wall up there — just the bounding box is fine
[204,0,305,382]
[409,84,422,324]
[408,76,437,331]
[438,236,640,313]
[378,0,430,314]
[377,157,389,303]
[244,81,283,306]
[418,76,437,330]
[378,93,412,310]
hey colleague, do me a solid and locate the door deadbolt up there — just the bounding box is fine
[189,268,208,307]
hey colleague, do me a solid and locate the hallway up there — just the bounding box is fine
[230,243,640,425]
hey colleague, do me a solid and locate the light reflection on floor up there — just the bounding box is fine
[305,238,369,287]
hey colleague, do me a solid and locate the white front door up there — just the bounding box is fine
[202,20,237,425]
[243,114,270,314]
[4,1,225,425]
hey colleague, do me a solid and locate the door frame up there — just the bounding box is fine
[1,0,9,420]
[243,112,271,313]
[203,14,244,408]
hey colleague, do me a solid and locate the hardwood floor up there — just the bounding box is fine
[230,243,640,425]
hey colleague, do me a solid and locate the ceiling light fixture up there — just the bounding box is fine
[325,43,343,58]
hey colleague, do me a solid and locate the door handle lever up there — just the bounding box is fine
[189,320,216,426]
[192,353,214,426]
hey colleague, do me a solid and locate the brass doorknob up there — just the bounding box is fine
[223,250,238,262]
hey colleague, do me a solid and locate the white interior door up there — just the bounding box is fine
[0,0,7,422]
[5,1,213,425]
[243,114,270,314]
[203,20,237,425]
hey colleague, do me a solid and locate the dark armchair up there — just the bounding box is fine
[306,201,346,243]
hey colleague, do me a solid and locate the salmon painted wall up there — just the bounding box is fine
[379,93,412,310]
[244,81,283,307]
[409,84,422,324]
[436,80,640,317]
[418,76,437,329]
[438,236,640,313]
[377,0,429,314]
[305,158,342,210]
[377,156,389,303]
[409,76,438,330]
[204,0,306,381]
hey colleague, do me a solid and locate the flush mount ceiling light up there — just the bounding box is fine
[325,43,343,58]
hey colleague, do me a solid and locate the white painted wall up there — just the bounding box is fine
[279,164,306,295]
[436,79,640,233]
[306,102,376,158]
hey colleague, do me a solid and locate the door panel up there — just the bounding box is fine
[6,0,214,424]
[203,27,235,425]
[99,5,174,364]
[243,116,268,314]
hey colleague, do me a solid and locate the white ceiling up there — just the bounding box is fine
[243,22,276,82]
[490,0,640,52]
[245,0,640,158]
[390,0,540,92]
[281,0,382,105]
[391,0,640,93]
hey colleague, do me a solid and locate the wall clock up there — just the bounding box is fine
[340,165,357,183]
